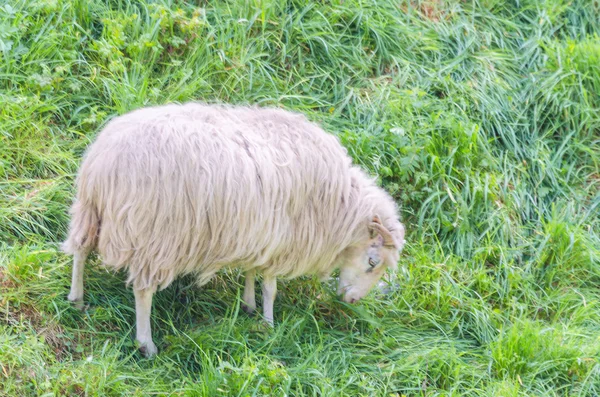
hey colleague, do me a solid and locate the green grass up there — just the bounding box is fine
[1,0,599,395]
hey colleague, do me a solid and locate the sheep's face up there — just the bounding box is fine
[338,216,404,303]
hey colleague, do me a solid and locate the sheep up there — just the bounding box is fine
[62,103,406,357]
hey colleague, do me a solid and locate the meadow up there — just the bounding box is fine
[1,0,599,395]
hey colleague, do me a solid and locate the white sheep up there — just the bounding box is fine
[63,103,406,357]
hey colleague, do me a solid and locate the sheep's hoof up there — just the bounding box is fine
[262,318,275,329]
[251,320,274,335]
[137,341,158,358]
[241,303,256,316]
[376,281,400,295]
[67,297,86,311]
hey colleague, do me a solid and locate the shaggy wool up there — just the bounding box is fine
[63,103,404,290]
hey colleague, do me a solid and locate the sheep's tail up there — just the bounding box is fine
[62,200,99,255]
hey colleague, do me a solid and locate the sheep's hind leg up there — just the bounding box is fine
[262,275,277,326]
[242,269,256,315]
[67,248,91,310]
[134,286,158,357]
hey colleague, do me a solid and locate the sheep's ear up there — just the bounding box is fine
[369,227,379,240]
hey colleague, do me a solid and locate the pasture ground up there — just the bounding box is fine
[1,0,599,395]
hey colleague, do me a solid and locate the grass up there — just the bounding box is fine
[0,0,599,395]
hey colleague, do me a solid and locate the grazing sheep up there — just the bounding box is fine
[63,103,406,357]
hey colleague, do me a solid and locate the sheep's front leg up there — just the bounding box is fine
[377,269,400,295]
[134,286,157,357]
[242,269,256,314]
[262,275,277,326]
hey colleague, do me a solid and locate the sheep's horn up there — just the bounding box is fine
[369,218,396,248]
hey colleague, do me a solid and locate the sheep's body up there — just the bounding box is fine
[63,103,404,356]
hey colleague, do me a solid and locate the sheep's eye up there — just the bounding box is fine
[368,258,378,268]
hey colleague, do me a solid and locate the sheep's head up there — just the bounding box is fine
[338,215,405,303]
